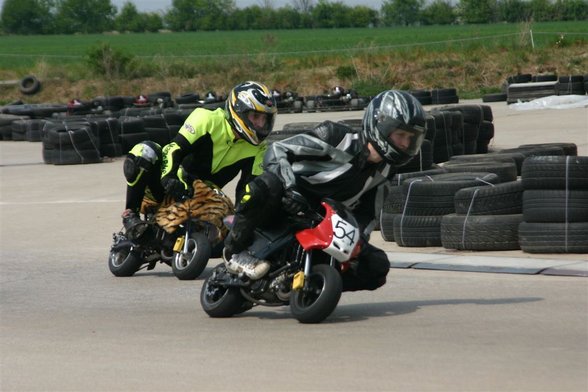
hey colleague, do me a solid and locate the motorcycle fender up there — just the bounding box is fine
[111,239,134,252]
[292,271,305,290]
[173,236,185,252]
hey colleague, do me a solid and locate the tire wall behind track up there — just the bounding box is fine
[519,155,588,254]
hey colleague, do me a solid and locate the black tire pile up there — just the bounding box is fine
[519,155,588,253]
[482,74,587,104]
[381,140,587,254]
[409,88,460,106]
[0,92,225,164]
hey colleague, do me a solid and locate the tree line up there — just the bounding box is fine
[1,0,587,35]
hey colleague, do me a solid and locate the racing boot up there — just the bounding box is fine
[223,248,270,280]
[121,209,149,240]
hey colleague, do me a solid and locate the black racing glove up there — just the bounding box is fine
[162,177,192,200]
[281,188,308,216]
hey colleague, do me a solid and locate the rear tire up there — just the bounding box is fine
[200,265,245,317]
[290,264,342,324]
[108,245,143,277]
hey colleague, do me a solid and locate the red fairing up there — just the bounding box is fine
[295,202,334,250]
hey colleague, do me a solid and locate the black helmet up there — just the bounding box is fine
[362,90,426,166]
[226,81,277,145]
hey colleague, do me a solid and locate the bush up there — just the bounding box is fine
[351,78,388,96]
[336,65,357,80]
[85,42,135,78]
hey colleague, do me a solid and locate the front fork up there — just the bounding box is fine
[173,222,191,260]
[294,251,336,290]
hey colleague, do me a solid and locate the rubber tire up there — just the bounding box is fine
[200,265,245,317]
[482,93,507,102]
[521,156,588,190]
[442,160,518,183]
[519,221,588,254]
[454,180,524,215]
[172,232,211,280]
[290,264,342,324]
[393,215,443,247]
[108,245,143,277]
[19,75,41,95]
[523,189,588,223]
[441,213,523,251]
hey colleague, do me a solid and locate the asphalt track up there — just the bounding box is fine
[1,99,587,391]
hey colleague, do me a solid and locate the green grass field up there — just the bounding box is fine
[0,21,586,69]
[0,21,585,103]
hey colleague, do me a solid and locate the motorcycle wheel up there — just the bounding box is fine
[200,265,245,317]
[108,245,143,277]
[290,264,342,324]
[172,232,211,280]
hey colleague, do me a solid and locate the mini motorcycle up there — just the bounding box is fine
[108,180,233,280]
[200,198,363,323]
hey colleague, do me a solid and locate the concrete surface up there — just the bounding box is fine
[1,98,587,392]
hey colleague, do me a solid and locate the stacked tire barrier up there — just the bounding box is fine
[41,119,102,165]
[438,104,494,154]
[379,168,447,241]
[410,88,460,105]
[381,172,500,247]
[427,103,494,163]
[440,180,524,251]
[482,74,587,103]
[380,141,585,254]
[519,155,588,253]
[11,119,46,142]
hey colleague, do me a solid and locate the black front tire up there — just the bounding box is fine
[172,232,211,280]
[200,265,245,317]
[108,245,143,277]
[290,264,342,324]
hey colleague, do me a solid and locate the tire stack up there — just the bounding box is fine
[10,119,46,142]
[147,92,174,108]
[409,89,432,106]
[88,117,123,157]
[557,75,586,96]
[494,144,566,174]
[142,114,177,146]
[93,96,127,114]
[441,159,518,183]
[440,180,524,251]
[382,172,500,247]
[41,120,102,165]
[118,116,148,153]
[428,110,456,163]
[438,104,494,155]
[175,92,201,109]
[0,114,29,140]
[429,108,478,163]
[519,155,588,253]
[431,88,459,105]
[379,168,447,241]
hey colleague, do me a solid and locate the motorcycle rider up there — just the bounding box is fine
[224,89,426,290]
[121,140,165,239]
[121,81,277,240]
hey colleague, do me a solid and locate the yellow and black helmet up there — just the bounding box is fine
[226,81,277,145]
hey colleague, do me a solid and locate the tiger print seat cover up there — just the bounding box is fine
[141,179,235,243]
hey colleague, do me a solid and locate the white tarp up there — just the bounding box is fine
[509,95,588,111]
